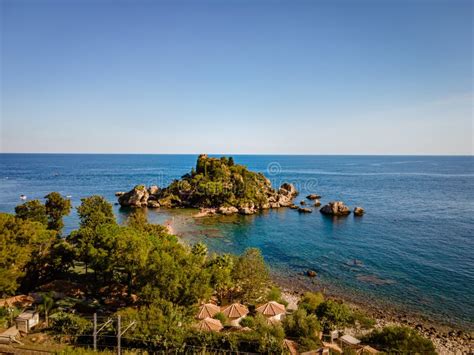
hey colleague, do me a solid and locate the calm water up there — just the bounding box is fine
[1,154,473,329]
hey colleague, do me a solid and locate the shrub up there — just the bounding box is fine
[49,312,91,336]
[213,312,227,325]
[316,300,353,331]
[299,292,324,313]
[362,326,436,354]
[239,316,255,328]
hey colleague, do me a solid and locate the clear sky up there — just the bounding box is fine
[1,0,472,155]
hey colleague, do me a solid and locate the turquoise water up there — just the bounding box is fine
[0,154,473,329]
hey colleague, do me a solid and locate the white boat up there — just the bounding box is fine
[20,195,27,200]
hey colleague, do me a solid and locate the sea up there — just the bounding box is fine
[0,154,473,330]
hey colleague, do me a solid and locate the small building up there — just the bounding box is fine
[196,303,220,320]
[195,317,223,332]
[255,301,286,321]
[15,310,39,334]
[220,303,249,327]
[339,334,361,350]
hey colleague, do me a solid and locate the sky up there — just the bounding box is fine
[0,0,472,155]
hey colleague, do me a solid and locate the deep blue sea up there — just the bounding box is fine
[1,154,473,329]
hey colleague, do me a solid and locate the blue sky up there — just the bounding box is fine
[1,0,472,154]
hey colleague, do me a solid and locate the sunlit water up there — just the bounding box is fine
[0,154,473,329]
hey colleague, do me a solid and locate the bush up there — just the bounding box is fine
[283,308,321,350]
[362,326,436,354]
[239,316,255,328]
[353,310,375,329]
[299,292,324,313]
[316,300,353,331]
[49,312,91,336]
[213,312,227,325]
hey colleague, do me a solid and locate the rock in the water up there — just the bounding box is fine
[277,183,298,207]
[217,206,239,215]
[298,207,312,213]
[313,200,321,207]
[354,207,365,216]
[239,207,256,215]
[307,270,317,277]
[115,191,125,197]
[306,194,321,200]
[118,185,149,207]
[300,200,306,205]
[290,204,299,209]
[148,185,160,195]
[147,200,160,208]
[320,201,351,216]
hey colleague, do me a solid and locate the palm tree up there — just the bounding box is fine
[39,292,54,327]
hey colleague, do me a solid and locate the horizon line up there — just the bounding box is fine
[1,152,473,157]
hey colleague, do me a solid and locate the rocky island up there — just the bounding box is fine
[118,154,298,215]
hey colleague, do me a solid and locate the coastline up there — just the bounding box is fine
[165,214,472,353]
[273,272,473,354]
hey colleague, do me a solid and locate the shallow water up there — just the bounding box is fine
[0,154,473,329]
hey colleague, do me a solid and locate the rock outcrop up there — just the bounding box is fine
[354,207,365,216]
[118,185,149,207]
[118,155,298,215]
[320,201,351,216]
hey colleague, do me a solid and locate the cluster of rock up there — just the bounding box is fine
[117,182,299,216]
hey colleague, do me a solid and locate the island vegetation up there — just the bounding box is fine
[117,154,299,215]
[0,193,437,353]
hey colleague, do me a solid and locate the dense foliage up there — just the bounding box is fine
[0,193,435,354]
[362,326,436,354]
[158,154,277,209]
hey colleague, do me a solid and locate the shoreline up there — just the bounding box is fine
[273,272,473,354]
[165,211,472,353]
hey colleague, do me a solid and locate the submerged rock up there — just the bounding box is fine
[118,185,149,207]
[307,270,317,277]
[147,200,160,208]
[313,200,321,207]
[354,207,365,216]
[320,201,351,216]
[298,207,312,213]
[300,200,306,205]
[306,194,321,200]
[218,206,239,215]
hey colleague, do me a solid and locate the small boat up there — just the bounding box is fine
[66,195,72,198]
[20,195,27,200]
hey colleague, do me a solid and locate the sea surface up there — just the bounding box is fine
[1,154,473,329]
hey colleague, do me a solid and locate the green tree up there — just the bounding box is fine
[206,254,234,304]
[38,292,54,326]
[50,311,91,337]
[44,192,72,233]
[69,196,116,275]
[116,298,193,349]
[299,291,325,313]
[127,208,169,237]
[0,213,55,296]
[362,326,436,354]
[191,242,208,260]
[316,300,354,331]
[283,308,321,350]
[139,237,212,306]
[232,248,269,303]
[15,200,48,226]
[77,195,115,229]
